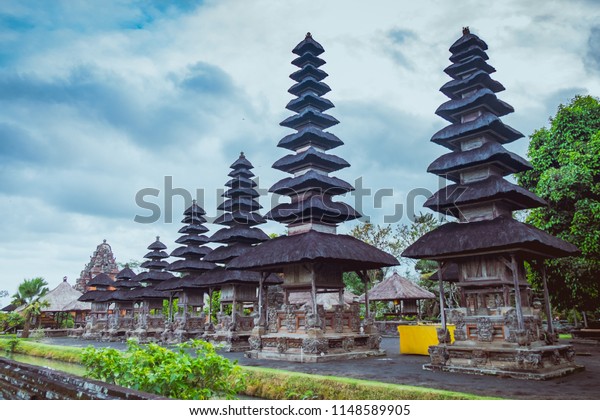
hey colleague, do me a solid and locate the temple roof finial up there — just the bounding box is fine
[462,26,470,35]
[306,32,312,39]
[240,151,245,158]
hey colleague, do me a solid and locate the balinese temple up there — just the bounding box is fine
[201,153,281,351]
[78,273,116,340]
[75,240,119,292]
[229,33,398,362]
[101,265,140,341]
[155,200,217,343]
[127,237,174,342]
[402,28,581,379]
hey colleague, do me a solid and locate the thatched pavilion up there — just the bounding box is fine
[402,28,581,379]
[229,33,398,362]
[362,272,435,316]
[37,277,90,330]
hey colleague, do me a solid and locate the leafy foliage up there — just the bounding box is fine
[81,339,245,400]
[11,277,49,338]
[516,95,600,311]
[0,312,24,333]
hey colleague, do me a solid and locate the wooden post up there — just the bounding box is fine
[357,271,370,318]
[258,272,266,327]
[338,288,344,306]
[232,286,238,330]
[437,262,447,331]
[540,263,554,335]
[208,287,213,325]
[510,254,525,330]
[310,266,318,317]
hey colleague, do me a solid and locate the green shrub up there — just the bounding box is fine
[81,339,245,400]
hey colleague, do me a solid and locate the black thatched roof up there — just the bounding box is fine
[277,126,343,151]
[286,91,334,113]
[424,175,547,215]
[440,70,504,100]
[292,32,325,56]
[168,259,216,273]
[197,268,282,287]
[133,270,176,283]
[290,65,328,83]
[210,225,270,244]
[272,147,349,174]
[436,88,514,124]
[359,272,436,302]
[430,262,460,282]
[266,195,360,225]
[228,230,399,272]
[402,216,579,260]
[203,243,253,263]
[449,30,488,54]
[444,55,495,78]
[431,112,523,150]
[87,273,114,287]
[116,266,136,281]
[427,141,532,180]
[270,170,354,196]
[78,290,113,302]
[449,44,489,63]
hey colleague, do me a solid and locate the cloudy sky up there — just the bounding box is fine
[1,0,599,305]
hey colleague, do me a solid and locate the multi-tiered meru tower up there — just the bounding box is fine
[403,28,581,379]
[229,33,398,362]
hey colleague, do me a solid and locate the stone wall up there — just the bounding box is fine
[0,357,163,400]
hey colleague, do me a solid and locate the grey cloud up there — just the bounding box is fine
[585,25,600,74]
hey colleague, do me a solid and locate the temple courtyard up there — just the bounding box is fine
[38,336,600,400]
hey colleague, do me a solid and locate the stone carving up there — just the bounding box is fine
[302,337,328,354]
[267,308,278,333]
[551,349,561,365]
[333,305,344,333]
[472,350,488,366]
[248,335,262,351]
[566,348,576,362]
[342,337,355,352]
[285,306,297,333]
[349,303,360,332]
[447,310,466,341]
[476,317,494,342]
[516,351,542,369]
[367,333,382,349]
[503,308,518,343]
[276,337,288,353]
[429,346,449,366]
[437,328,451,344]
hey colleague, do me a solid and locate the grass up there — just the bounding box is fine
[241,366,490,400]
[0,337,83,363]
[0,338,490,400]
[559,334,572,340]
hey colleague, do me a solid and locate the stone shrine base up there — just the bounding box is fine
[424,342,584,380]
[244,332,385,363]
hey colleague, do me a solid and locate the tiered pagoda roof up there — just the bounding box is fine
[129,237,174,299]
[201,153,280,287]
[100,265,140,303]
[229,33,398,273]
[78,273,115,303]
[267,33,358,230]
[402,28,578,261]
[156,201,217,292]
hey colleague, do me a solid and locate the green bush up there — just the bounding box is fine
[81,339,245,400]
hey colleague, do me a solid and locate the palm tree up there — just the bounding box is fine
[12,277,49,338]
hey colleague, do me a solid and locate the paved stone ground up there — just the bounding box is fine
[42,336,600,400]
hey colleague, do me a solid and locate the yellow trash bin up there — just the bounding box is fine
[397,324,455,355]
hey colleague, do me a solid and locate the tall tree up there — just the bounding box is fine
[11,277,49,338]
[517,95,600,312]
